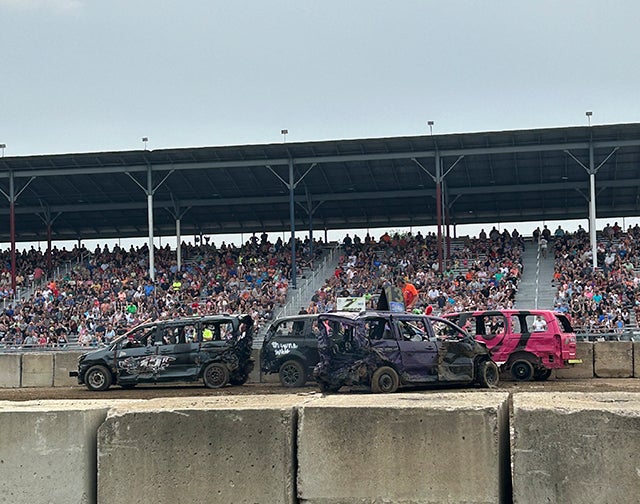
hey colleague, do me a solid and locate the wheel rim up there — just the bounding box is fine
[88,371,105,388]
[486,364,498,385]
[206,365,226,387]
[513,362,531,380]
[378,373,395,392]
[282,364,300,385]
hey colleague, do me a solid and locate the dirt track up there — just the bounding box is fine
[1,378,640,402]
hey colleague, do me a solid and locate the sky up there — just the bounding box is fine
[1,0,639,249]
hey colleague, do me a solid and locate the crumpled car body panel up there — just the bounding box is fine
[313,311,493,391]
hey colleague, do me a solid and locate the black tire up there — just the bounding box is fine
[203,363,229,389]
[534,368,552,381]
[370,366,399,394]
[85,365,112,391]
[511,360,534,381]
[478,360,499,388]
[279,360,307,387]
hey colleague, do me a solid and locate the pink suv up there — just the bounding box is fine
[443,310,580,381]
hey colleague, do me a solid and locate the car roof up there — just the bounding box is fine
[271,314,320,323]
[319,310,425,321]
[444,309,562,317]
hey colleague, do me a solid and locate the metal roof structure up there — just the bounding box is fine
[1,123,640,243]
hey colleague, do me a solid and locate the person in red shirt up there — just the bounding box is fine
[397,277,419,310]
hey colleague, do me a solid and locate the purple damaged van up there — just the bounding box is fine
[313,310,498,393]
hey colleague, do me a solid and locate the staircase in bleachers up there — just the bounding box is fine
[514,239,556,309]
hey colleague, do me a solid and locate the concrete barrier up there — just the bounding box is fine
[21,353,54,387]
[297,392,511,504]
[1,342,640,389]
[0,354,22,387]
[97,395,302,504]
[556,341,594,379]
[54,351,83,387]
[594,341,633,378]
[0,400,110,504]
[512,392,640,504]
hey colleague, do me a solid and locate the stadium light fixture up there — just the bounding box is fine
[427,121,434,135]
[0,143,5,157]
[281,129,288,143]
[142,137,149,150]
[586,111,592,127]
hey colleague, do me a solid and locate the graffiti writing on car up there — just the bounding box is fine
[118,355,176,374]
[270,341,299,357]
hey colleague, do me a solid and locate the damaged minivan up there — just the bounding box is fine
[70,314,254,391]
[313,311,499,393]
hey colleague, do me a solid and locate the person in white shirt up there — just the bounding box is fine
[532,316,547,332]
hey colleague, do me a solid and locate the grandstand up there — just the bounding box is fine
[2,124,640,347]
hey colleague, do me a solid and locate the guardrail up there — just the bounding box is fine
[273,245,339,320]
[576,329,640,342]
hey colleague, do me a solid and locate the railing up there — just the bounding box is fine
[575,328,640,342]
[0,341,101,353]
[273,245,339,320]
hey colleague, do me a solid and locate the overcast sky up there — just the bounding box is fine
[1,0,639,158]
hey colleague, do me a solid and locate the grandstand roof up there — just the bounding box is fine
[1,123,640,242]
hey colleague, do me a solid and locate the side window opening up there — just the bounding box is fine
[396,319,428,341]
[510,315,521,334]
[529,315,548,332]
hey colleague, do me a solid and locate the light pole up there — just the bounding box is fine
[0,143,5,157]
[586,111,592,127]
[427,121,434,135]
[281,129,288,143]
[142,137,149,150]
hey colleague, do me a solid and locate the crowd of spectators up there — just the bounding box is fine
[304,229,524,318]
[1,232,322,348]
[551,223,640,334]
[3,221,640,348]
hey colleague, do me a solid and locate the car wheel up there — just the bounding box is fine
[85,365,112,391]
[279,360,307,387]
[371,366,399,394]
[203,363,229,389]
[534,368,552,381]
[511,360,534,381]
[478,360,499,388]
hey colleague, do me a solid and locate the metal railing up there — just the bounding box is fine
[273,245,340,320]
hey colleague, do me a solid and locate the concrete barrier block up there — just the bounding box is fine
[634,342,640,378]
[21,353,54,387]
[512,392,640,504]
[54,351,84,387]
[594,341,633,378]
[0,353,22,387]
[98,395,302,504]
[297,392,511,504]
[556,342,594,379]
[0,400,110,504]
